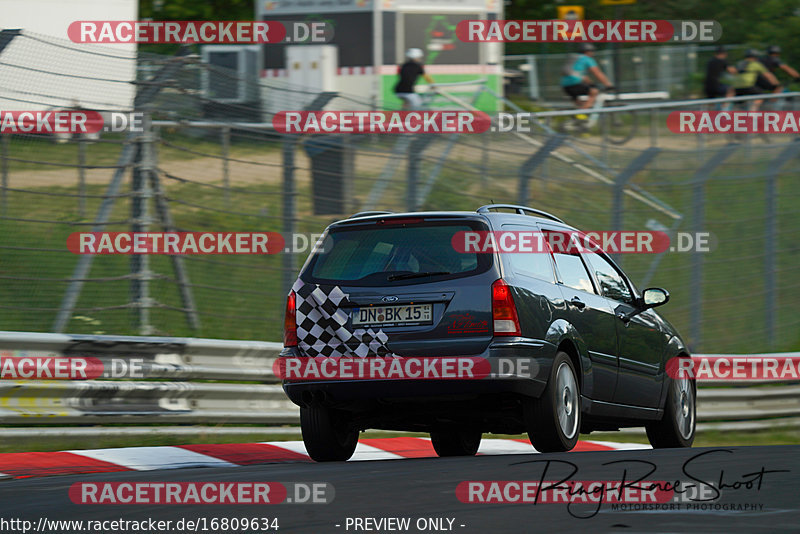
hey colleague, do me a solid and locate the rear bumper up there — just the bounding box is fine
[284,376,543,407]
[280,338,554,408]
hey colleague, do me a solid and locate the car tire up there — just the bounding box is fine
[646,370,696,448]
[525,351,581,452]
[430,429,482,457]
[300,405,359,462]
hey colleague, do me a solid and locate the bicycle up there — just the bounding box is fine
[766,82,799,112]
[750,82,800,143]
[394,85,443,111]
[557,89,639,145]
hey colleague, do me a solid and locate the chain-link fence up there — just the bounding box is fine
[1,31,798,353]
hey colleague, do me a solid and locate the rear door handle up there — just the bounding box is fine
[569,297,586,310]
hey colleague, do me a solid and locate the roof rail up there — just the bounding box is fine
[349,210,393,219]
[477,204,565,224]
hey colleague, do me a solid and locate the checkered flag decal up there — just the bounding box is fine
[292,279,395,358]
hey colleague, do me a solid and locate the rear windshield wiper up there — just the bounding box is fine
[387,271,451,282]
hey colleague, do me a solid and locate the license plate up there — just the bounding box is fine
[352,304,432,326]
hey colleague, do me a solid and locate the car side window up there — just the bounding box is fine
[584,251,633,303]
[552,252,596,294]
[502,224,556,282]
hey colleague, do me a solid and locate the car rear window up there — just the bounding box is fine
[306,220,492,286]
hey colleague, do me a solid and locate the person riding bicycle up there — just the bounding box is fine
[394,48,436,110]
[732,49,779,110]
[757,45,800,93]
[560,43,614,116]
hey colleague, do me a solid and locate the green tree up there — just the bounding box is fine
[138,0,256,55]
[140,0,254,21]
[505,0,800,79]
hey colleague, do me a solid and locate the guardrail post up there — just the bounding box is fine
[687,45,698,96]
[649,108,658,147]
[688,144,738,351]
[54,141,137,333]
[131,113,153,335]
[148,125,200,331]
[1,134,8,214]
[53,47,191,333]
[481,133,490,187]
[690,173,705,352]
[407,137,419,211]
[526,55,539,101]
[78,138,87,218]
[407,135,435,211]
[221,126,230,207]
[612,5,622,90]
[611,147,661,264]
[766,170,777,349]
[278,91,337,295]
[282,134,297,298]
[635,51,646,92]
[517,135,565,205]
[658,47,669,95]
[763,143,800,347]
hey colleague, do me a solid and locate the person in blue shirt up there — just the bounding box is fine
[560,43,614,112]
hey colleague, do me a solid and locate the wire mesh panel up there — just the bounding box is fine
[0,32,798,354]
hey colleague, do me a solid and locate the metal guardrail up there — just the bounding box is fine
[153,90,800,129]
[0,331,295,425]
[0,331,797,433]
[531,91,800,118]
[522,90,800,119]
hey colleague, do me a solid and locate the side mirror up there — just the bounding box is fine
[641,288,669,309]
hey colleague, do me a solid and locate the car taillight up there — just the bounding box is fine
[284,290,298,347]
[492,279,521,336]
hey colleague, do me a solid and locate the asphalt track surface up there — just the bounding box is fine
[0,445,797,533]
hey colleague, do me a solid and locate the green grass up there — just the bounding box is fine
[0,182,284,340]
[1,132,282,173]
